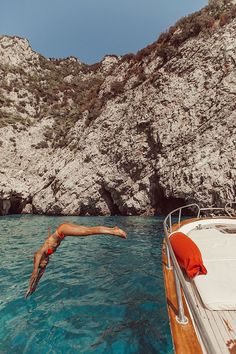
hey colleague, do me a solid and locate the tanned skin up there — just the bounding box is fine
[25,223,127,298]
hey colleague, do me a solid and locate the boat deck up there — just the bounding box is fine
[186,279,236,354]
[163,217,236,354]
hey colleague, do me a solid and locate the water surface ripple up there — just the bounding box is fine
[0,215,173,354]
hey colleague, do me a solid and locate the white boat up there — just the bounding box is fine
[163,203,236,354]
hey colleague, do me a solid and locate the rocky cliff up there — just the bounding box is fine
[0,4,236,216]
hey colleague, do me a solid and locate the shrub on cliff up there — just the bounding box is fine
[129,3,236,67]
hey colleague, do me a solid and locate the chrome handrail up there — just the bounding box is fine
[225,202,236,217]
[163,203,219,354]
[164,203,200,265]
[197,207,229,218]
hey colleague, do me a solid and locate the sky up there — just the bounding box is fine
[0,0,207,64]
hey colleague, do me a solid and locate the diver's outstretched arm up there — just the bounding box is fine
[57,223,127,239]
[25,250,44,298]
[25,267,46,298]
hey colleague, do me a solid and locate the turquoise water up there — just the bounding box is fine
[0,215,173,354]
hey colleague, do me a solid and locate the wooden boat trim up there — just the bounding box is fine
[162,242,203,354]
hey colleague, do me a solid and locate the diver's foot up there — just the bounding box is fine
[114,227,127,239]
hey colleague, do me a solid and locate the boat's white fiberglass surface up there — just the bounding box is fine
[180,219,236,310]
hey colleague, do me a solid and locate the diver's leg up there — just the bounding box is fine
[57,223,127,239]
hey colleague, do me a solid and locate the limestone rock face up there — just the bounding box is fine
[0,8,235,216]
[0,36,40,68]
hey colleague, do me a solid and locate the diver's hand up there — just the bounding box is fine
[25,287,32,299]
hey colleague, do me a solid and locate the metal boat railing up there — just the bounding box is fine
[225,201,236,217]
[163,203,234,354]
[164,203,200,270]
[197,207,231,218]
[164,204,233,269]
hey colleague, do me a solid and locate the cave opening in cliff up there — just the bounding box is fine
[100,188,121,216]
[160,197,192,215]
[8,197,24,214]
